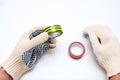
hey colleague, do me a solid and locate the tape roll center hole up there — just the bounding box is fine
[49,32,61,38]
[70,44,83,56]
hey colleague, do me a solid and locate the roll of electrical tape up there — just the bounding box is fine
[68,42,85,59]
[44,25,63,38]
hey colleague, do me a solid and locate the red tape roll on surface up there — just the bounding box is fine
[68,42,85,59]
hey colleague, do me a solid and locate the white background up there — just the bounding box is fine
[0,0,120,80]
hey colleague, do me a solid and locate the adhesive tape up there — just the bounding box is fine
[44,25,63,38]
[68,42,85,59]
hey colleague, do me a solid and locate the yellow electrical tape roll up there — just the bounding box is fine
[44,25,63,38]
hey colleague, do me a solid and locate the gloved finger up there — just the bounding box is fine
[29,32,48,48]
[49,39,57,48]
[50,38,57,44]
[25,25,47,36]
[84,30,102,51]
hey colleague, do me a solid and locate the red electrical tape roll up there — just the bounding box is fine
[68,42,85,59]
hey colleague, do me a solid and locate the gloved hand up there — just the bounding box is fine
[1,26,56,80]
[83,24,120,78]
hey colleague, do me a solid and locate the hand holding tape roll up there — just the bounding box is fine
[1,25,63,80]
[27,25,63,69]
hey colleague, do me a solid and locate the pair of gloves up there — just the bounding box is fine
[1,25,120,80]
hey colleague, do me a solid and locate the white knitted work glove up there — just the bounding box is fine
[1,26,56,80]
[83,24,120,78]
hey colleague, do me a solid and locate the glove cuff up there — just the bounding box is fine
[1,55,29,80]
[98,55,120,77]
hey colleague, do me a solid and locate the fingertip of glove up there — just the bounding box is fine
[50,39,57,43]
[84,33,89,39]
[50,44,56,49]
[83,27,90,37]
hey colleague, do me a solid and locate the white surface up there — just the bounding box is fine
[0,0,120,80]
